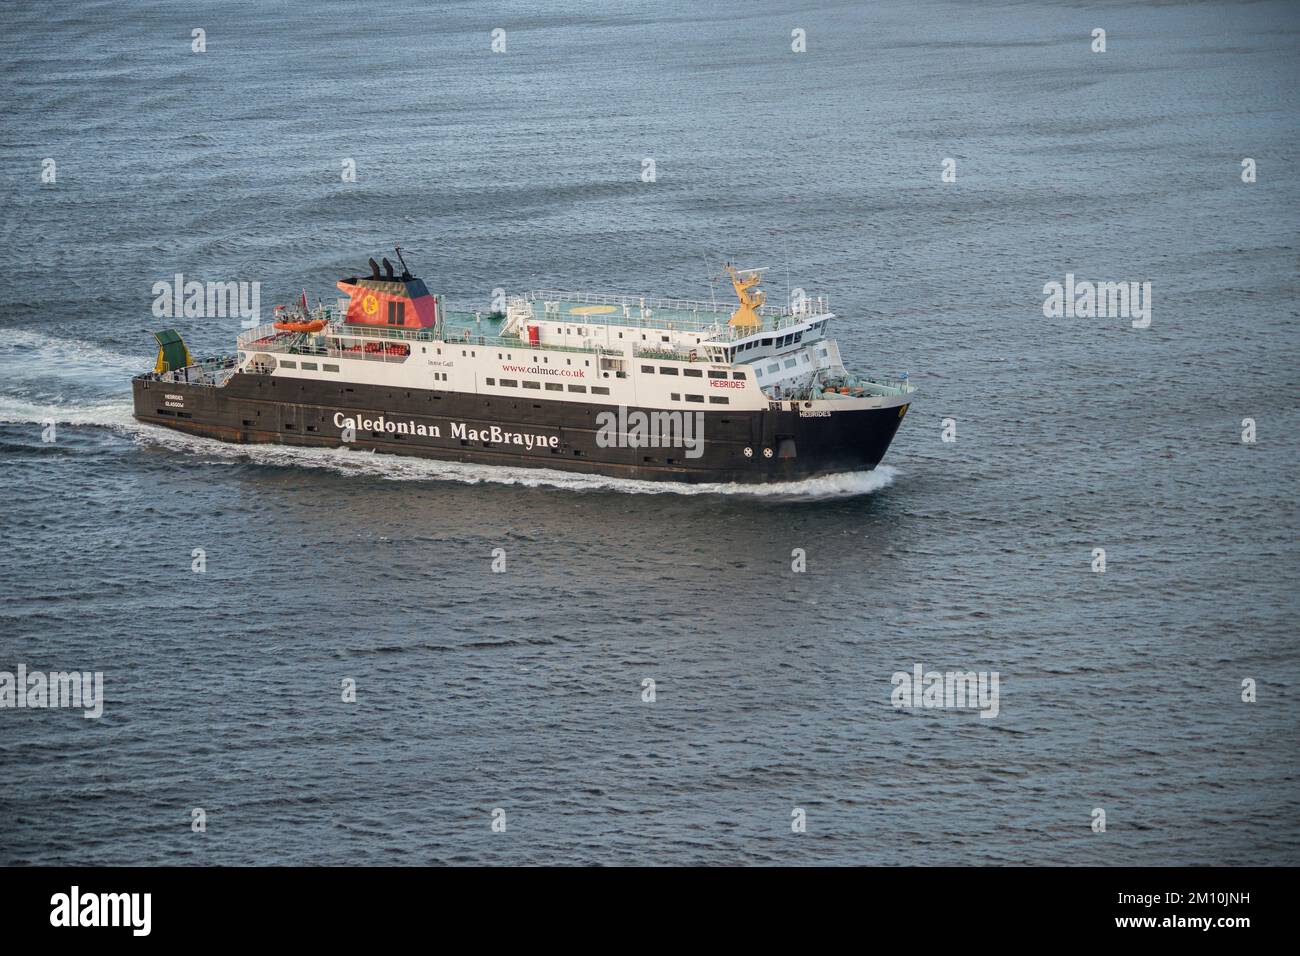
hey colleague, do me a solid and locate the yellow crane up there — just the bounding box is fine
[724,264,766,331]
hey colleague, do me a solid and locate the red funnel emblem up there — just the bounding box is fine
[336,274,437,329]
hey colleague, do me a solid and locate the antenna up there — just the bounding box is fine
[394,245,411,277]
[703,253,718,310]
[782,234,791,310]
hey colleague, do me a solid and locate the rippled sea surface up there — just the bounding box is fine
[1,0,1297,865]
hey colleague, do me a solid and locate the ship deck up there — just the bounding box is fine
[524,289,831,341]
[441,310,508,338]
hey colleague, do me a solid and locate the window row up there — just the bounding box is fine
[754,353,812,377]
[279,361,340,373]
[640,365,746,380]
[668,393,729,404]
[735,327,815,354]
[485,378,610,396]
[496,352,591,367]
[555,325,702,346]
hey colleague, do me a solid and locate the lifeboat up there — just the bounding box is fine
[274,318,327,333]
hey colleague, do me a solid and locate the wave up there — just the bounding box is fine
[0,397,135,429]
[0,329,142,374]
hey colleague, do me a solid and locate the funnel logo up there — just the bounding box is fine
[362,294,379,316]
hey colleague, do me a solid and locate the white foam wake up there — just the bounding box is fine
[128,423,898,499]
[0,396,136,429]
[0,329,143,374]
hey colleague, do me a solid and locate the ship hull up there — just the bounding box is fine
[132,373,908,484]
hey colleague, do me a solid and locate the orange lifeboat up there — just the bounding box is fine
[274,318,326,333]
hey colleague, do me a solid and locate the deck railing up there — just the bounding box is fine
[138,355,239,386]
[521,290,831,341]
[236,319,605,361]
[238,322,440,349]
[528,288,829,318]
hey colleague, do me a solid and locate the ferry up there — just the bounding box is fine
[132,251,914,483]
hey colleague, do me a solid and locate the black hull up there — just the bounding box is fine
[132,373,909,484]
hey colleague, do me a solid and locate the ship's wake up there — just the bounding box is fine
[216,445,900,499]
[1,328,143,369]
[160,433,900,499]
[0,396,136,429]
